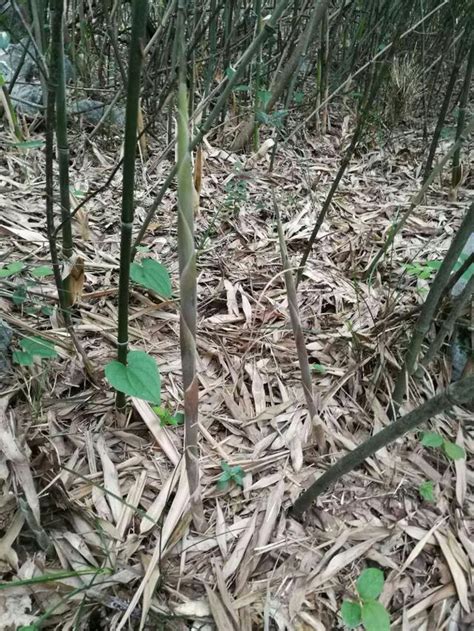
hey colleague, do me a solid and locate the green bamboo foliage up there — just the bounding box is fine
[176,0,206,532]
[116,0,148,409]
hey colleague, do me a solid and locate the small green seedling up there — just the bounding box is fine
[217,461,245,491]
[340,568,390,630]
[403,260,440,280]
[311,363,327,374]
[420,431,465,461]
[13,336,58,367]
[418,480,435,502]
[152,406,184,427]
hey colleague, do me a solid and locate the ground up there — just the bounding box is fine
[0,114,472,630]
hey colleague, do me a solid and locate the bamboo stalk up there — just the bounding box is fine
[51,0,73,308]
[273,193,325,448]
[176,0,205,532]
[176,0,206,533]
[116,0,149,409]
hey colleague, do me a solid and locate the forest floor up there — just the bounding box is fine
[0,112,472,630]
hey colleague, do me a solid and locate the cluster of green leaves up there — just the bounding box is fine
[13,336,58,367]
[152,405,184,427]
[420,431,465,460]
[256,109,288,129]
[403,260,440,280]
[404,251,473,285]
[224,178,248,215]
[0,260,54,315]
[416,431,465,503]
[217,461,245,491]
[341,568,390,631]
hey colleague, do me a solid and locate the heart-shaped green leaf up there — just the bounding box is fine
[356,568,384,601]
[340,600,362,628]
[105,351,161,404]
[418,480,435,502]
[21,337,58,358]
[0,261,24,277]
[31,265,54,278]
[13,350,34,366]
[361,600,390,631]
[130,259,172,298]
[420,432,443,448]
[442,440,465,461]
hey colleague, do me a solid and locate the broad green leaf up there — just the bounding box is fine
[152,406,182,427]
[21,337,57,359]
[105,351,161,404]
[225,66,236,79]
[418,480,435,502]
[442,441,465,461]
[257,89,272,106]
[256,111,271,126]
[293,91,305,104]
[0,261,25,277]
[356,568,384,601]
[311,363,327,374]
[229,465,244,486]
[41,305,54,316]
[0,31,11,49]
[340,600,362,628]
[130,258,172,298]
[12,286,27,305]
[136,245,150,253]
[420,432,443,448]
[174,412,184,425]
[233,84,249,92]
[13,350,34,366]
[361,600,390,631]
[8,139,45,149]
[217,471,232,490]
[31,265,54,278]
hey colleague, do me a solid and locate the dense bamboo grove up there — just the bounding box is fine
[0,0,472,629]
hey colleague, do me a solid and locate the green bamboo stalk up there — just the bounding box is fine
[132,0,291,256]
[176,0,206,533]
[116,0,148,410]
[422,32,467,183]
[274,194,325,448]
[51,0,73,284]
[290,373,474,517]
[45,11,95,382]
[391,201,474,415]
